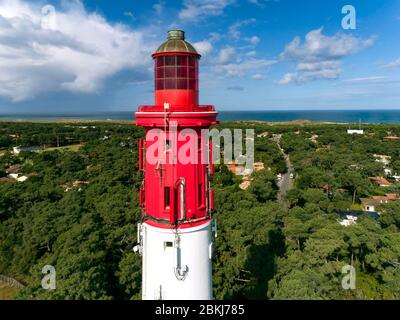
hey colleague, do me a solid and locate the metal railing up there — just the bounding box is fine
[137,105,215,112]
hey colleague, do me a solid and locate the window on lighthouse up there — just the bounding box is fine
[164,187,170,209]
[155,55,198,91]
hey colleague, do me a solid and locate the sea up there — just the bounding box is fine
[1,110,400,124]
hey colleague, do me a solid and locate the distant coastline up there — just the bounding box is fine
[1,109,400,124]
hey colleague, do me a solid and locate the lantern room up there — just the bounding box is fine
[153,30,200,108]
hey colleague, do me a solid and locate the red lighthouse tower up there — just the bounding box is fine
[135,30,218,300]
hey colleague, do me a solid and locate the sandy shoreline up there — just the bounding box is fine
[0,118,359,125]
[2,115,398,126]
[0,119,134,124]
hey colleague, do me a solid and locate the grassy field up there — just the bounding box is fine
[0,282,18,300]
[44,144,84,152]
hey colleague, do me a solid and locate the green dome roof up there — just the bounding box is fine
[154,30,199,56]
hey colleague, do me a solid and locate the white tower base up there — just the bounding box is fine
[140,220,213,300]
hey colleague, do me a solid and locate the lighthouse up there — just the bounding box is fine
[135,30,218,300]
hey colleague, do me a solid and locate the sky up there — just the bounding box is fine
[0,0,399,113]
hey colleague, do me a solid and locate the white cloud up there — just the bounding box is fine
[275,69,341,85]
[217,59,276,77]
[227,85,244,91]
[213,46,275,78]
[124,11,135,20]
[246,36,260,45]
[248,0,278,6]
[193,40,213,56]
[275,73,297,85]
[251,73,265,80]
[228,18,256,39]
[277,28,376,85]
[383,58,400,69]
[342,76,386,83]
[153,2,164,15]
[209,32,222,42]
[296,60,341,71]
[179,0,235,21]
[216,47,236,64]
[246,50,257,57]
[280,28,375,62]
[0,0,152,102]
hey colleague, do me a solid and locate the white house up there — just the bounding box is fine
[309,134,319,143]
[374,154,391,166]
[368,176,392,187]
[17,176,28,182]
[257,132,268,138]
[7,173,28,182]
[12,146,41,154]
[7,173,19,180]
[347,129,364,135]
[361,194,399,213]
[362,200,377,212]
[384,168,393,176]
[340,215,358,227]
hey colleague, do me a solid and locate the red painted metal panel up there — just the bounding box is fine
[135,35,218,229]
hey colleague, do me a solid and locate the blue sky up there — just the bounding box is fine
[0,0,399,113]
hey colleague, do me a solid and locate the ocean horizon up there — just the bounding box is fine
[1,109,400,124]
